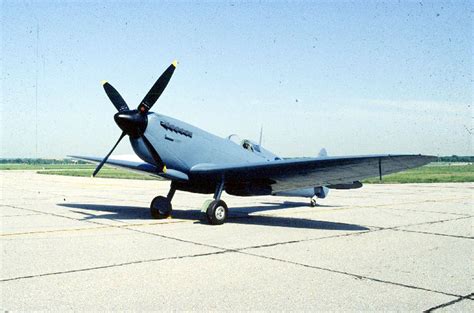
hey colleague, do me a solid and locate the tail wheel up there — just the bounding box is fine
[206,200,228,225]
[150,196,172,219]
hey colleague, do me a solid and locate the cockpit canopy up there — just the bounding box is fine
[227,134,280,161]
[241,139,260,153]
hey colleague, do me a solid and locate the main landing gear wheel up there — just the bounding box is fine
[206,200,228,225]
[150,196,172,219]
[310,196,317,207]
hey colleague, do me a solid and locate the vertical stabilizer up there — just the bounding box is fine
[318,148,328,157]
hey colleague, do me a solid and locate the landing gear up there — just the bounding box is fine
[205,200,228,225]
[150,186,176,219]
[203,178,228,225]
[310,196,317,207]
[150,196,172,219]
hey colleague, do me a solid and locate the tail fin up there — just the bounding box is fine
[318,148,328,157]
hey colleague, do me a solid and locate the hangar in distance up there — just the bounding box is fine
[72,61,435,225]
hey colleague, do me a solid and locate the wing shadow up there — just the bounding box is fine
[58,203,368,231]
[231,201,335,215]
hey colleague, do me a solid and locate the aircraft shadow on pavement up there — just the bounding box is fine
[58,203,368,231]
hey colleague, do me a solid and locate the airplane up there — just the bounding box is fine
[72,61,436,225]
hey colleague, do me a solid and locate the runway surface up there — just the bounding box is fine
[1,171,472,311]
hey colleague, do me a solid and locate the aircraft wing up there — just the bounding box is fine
[190,154,436,192]
[69,155,161,177]
[69,155,190,181]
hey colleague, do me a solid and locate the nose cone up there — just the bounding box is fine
[114,110,147,138]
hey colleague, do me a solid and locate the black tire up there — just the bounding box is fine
[150,196,172,219]
[206,200,228,225]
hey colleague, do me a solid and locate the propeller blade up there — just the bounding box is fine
[102,81,130,112]
[137,61,177,114]
[92,132,126,177]
[141,135,166,172]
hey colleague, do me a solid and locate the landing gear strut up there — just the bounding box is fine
[150,187,175,219]
[203,179,228,225]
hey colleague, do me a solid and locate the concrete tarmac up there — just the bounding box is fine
[1,171,472,311]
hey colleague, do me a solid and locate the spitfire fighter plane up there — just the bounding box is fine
[72,61,435,225]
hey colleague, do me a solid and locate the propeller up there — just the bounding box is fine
[92,61,177,177]
[92,132,126,177]
[138,60,177,114]
[102,81,129,112]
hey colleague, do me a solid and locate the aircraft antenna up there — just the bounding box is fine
[35,21,39,158]
[259,125,263,146]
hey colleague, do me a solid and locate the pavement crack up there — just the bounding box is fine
[423,292,474,312]
[3,204,107,227]
[381,206,472,217]
[0,250,231,283]
[394,215,472,229]
[392,228,473,240]
[239,250,463,298]
[124,227,230,252]
[235,229,380,251]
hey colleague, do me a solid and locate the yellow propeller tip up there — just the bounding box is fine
[163,165,167,173]
[100,80,108,85]
[172,60,178,67]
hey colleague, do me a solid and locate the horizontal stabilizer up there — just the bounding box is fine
[328,181,363,189]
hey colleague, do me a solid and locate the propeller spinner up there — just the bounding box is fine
[92,61,177,177]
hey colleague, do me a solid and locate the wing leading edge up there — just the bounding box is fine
[68,155,189,181]
[190,154,436,192]
[69,155,159,175]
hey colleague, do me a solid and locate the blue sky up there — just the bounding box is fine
[1,1,472,158]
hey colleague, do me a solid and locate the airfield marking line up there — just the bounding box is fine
[2,204,107,225]
[0,204,194,237]
[0,225,113,237]
[0,250,231,283]
[0,220,190,237]
[3,204,223,254]
[237,250,464,298]
[3,204,469,243]
[1,213,43,218]
[423,292,474,312]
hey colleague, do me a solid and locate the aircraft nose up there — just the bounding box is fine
[114,110,147,138]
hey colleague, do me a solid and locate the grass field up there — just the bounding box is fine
[0,164,94,170]
[37,168,160,180]
[363,163,474,183]
[1,163,473,183]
